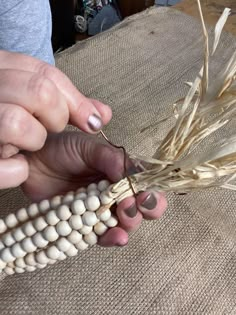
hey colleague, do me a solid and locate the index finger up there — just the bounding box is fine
[0,51,112,133]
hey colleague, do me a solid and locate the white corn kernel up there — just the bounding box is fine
[104,216,118,228]
[96,208,111,221]
[69,215,83,230]
[4,267,15,275]
[24,253,37,266]
[21,237,37,253]
[33,217,48,231]
[47,259,57,265]
[83,232,98,246]
[43,226,59,242]
[58,252,67,260]
[25,265,36,272]
[65,245,78,257]
[36,251,50,265]
[2,232,15,247]
[38,200,50,213]
[75,192,87,201]
[7,261,15,268]
[0,259,6,269]
[94,222,108,236]
[13,228,25,242]
[50,195,62,209]
[22,222,36,237]
[0,218,7,234]
[32,232,48,248]
[27,203,40,217]
[98,180,110,192]
[71,200,86,215]
[1,248,15,263]
[87,183,97,192]
[11,243,26,258]
[88,189,100,197]
[82,211,98,226]
[5,213,18,229]
[99,191,113,205]
[75,240,88,250]
[56,221,72,237]
[62,193,74,205]
[67,231,82,244]
[56,238,71,252]
[76,187,86,194]
[15,267,25,274]
[85,196,100,211]
[15,257,26,269]
[46,246,60,260]
[16,208,28,222]
[45,210,60,226]
[56,205,71,221]
[8,262,15,268]
[36,263,47,269]
[79,225,93,235]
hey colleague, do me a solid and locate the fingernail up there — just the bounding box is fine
[141,193,157,210]
[88,114,103,132]
[125,204,137,218]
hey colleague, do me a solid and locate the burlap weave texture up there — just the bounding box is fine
[0,7,236,314]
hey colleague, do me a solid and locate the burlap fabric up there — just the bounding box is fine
[0,7,236,314]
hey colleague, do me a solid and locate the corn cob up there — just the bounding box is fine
[0,180,121,275]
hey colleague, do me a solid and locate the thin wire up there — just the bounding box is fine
[100,130,136,197]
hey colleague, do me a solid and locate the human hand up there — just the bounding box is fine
[22,131,167,247]
[0,50,111,189]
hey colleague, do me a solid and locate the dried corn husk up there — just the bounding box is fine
[107,1,236,201]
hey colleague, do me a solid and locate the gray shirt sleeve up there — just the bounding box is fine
[0,0,54,65]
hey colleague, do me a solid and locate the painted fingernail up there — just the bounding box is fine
[141,193,157,210]
[125,204,137,218]
[88,114,103,131]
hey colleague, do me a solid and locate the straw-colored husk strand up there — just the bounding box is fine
[0,1,235,275]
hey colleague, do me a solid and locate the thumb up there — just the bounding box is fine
[0,154,29,189]
[78,134,136,183]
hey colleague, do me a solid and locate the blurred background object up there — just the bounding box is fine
[49,0,157,52]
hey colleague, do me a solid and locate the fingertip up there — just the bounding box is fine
[98,227,128,247]
[69,97,112,134]
[89,99,112,125]
[116,197,143,232]
[136,191,167,220]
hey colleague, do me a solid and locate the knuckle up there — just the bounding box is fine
[28,71,69,132]
[29,73,55,108]
[0,106,29,140]
[37,62,57,79]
